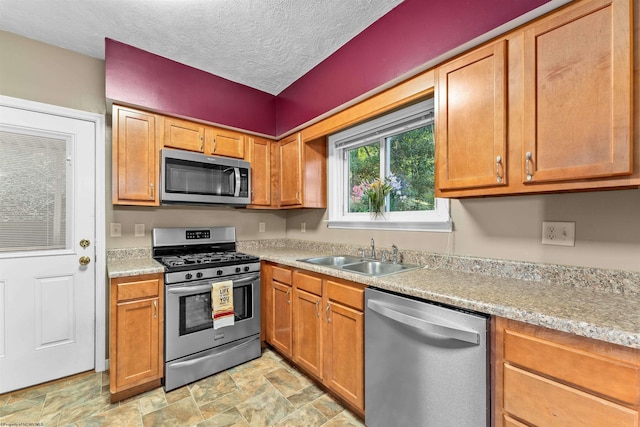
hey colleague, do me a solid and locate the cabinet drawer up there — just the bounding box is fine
[272,266,292,285]
[504,365,638,426]
[504,329,639,405]
[293,271,322,296]
[326,280,364,311]
[117,279,159,302]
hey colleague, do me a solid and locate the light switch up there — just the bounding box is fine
[135,224,145,237]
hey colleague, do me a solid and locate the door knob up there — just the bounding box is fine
[79,239,90,249]
[79,256,91,266]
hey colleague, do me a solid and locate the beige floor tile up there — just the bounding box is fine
[75,402,143,427]
[275,403,328,426]
[141,396,203,427]
[264,367,309,397]
[236,387,295,426]
[0,349,361,426]
[165,385,191,404]
[189,371,238,406]
[310,394,344,420]
[197,407,249,427]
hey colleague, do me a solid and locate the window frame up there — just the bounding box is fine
[327,99,451,231]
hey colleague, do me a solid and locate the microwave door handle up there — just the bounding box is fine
[234,167,241,197]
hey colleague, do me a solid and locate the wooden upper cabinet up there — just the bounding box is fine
[208,127,245,159]
[246,136,272,206]
[112,105,158,206]
[521,0,633,185]
[436,40,508,191]
[162,116,205,152]
[272,133,327,208]
[278,133,303,206]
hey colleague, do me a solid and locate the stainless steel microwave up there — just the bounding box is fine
[161,148,251,206]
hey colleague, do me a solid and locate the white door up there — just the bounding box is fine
[0,103,96,393]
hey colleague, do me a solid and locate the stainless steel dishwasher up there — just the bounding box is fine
[365,287,489,427]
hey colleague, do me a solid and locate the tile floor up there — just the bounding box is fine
[0,348,364,426]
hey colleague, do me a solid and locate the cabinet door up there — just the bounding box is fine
[324,300,364,411]
[115,297,160,389]
[209,127,245,159]
[278,133,303,206]
[248,136,272,206]
[293,288,323,380]
[163,117,205,152]
[436,41,507,191]
[521,0,632,184]
[112,106,158,205]
[271,280,293,358]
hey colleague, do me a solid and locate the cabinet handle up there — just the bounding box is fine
[496,155,503,183]
[315,299,320,318]
[213,138,217,153]
[200,135,204,151]
[296,191,300,202]
[286,288,291,304]
[525,151,533,181]
[150,182,154,196]
[326,302,331,323]
[153,300,157,319]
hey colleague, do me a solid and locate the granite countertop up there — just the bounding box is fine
[105,244,639,349]
[242,247,640,350]
[107,257,165,278]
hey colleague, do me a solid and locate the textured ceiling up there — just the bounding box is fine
[0,0,403,95]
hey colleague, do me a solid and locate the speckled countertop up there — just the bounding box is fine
[242,246,639,350]
[106,242,640,349]
[107,248,164,278]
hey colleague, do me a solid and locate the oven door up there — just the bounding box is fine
[164,272,260,362]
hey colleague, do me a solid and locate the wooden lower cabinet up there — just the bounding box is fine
[494,317,640,427]
[323,279,364,412]
[263,263,365,417]
[109,273,164,403]
[269,266,293,358]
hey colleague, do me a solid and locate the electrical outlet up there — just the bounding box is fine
[110,223,122,237]
[542,221,575,246]
[135,224,145,237]
[301,222,306,233]
[259,222,265,233]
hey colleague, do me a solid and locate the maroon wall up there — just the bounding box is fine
[105,39,277,136]
[106,0,551,137]
[275,0,551,135]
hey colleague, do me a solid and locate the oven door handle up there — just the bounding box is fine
[167,275,259,295]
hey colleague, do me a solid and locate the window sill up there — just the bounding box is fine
[325,219,452,232]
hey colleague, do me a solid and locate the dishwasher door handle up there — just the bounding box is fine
[367,299,480,344]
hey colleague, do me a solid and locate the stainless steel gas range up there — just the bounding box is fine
[152,226,261,391]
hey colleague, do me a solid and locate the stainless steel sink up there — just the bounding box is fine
[297,255,421,277]
[341,261,421,277]
[298,255,364,267]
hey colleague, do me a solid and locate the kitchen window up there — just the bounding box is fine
[327,99,451,231]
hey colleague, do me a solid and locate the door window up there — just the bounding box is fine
[0,128,71,252]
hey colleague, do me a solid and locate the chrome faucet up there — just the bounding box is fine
[380,249,388,262]
[370,238,376,259]
[391,244,398,264]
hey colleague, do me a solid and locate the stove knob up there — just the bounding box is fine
[196,272,203,278]
[235,267,241,273]
[244,266,250,272]
[185,273,193,280]
[217,270,223,276]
